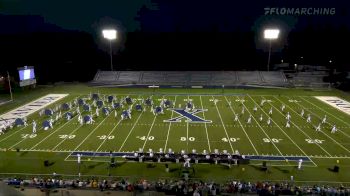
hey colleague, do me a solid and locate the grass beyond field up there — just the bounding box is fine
[0,84,350,184]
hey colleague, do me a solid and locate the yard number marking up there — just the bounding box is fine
[221,138,240,142]
[59,135,76,139]
[97,135,114,140]
[263,138,282,143]
[305,139,325,144]
[137,136,154,141]
[21,134,37,139]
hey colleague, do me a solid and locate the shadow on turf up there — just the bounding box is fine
[87,162,104,169]
[274,166,290,174]
[250,165,272,174]
[19,151,28,157]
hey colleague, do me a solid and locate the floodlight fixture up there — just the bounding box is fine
[102,29,117,71]
[102,29,117,40]
[264,28,280,71]
[264,29,280,39]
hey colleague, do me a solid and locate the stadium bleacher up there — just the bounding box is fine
[91,71,289,87]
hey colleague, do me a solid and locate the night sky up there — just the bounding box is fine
[0,0,349,82]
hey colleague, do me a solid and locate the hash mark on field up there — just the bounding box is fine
[286,96,350,155]
[299,96,350,140]
[241,95,286,159]
[224,96,258,155]
[164,96,177,151]
[200,96,211,152]
[271,96,333,157]
[212,96,234,153]
[118,111,145,152]
[72,110,113,152]
[51,125,83,151]
[142,115,158,150]
[29,117,77,150]
[95,119,123,152]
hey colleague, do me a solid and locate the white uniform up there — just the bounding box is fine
[247,115,252,124]
[331,125,337,133]
[259,114,263,122]
[114,110,118,118]
[95,108,99,117]
[298,159,303,170]
[32,121,37,134]
[267,118,271,126]
[315,123,321,132]
[306,114,311,123]
[285,120,290,128]
[322,115,327,124]
[300,109,304,117]
[234,114,239,122]
[49,119,53,129]
[281,105,285,112]
[260,100,265,106]
[268,108,273,115]
[241,107,245,115]
[286,112,291,120]
[253,105,257,113]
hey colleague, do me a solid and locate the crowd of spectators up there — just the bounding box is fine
[3,177,350,195]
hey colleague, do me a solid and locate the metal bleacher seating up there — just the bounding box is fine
[260,71,288,85]
[236,71,261,84]
[92,71,288,87]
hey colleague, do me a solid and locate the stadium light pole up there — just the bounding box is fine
[7,71,13,101]
[264,29,280,71]
[102,29,117,71]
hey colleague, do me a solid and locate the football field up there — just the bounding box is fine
[1,85,350,183]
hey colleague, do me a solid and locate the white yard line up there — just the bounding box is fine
[270,96,333,157]
[223,96,258,155]
[8,126,45,149]
[199,96,211,152]
[299,96,350,139]
[284,96,350,155]
[164,96,177,151]
[117,111,145,152]
[141,115,158,150]
[186,121,189,152]
[71,112,113,152]
[95,119,123,152]
[0,126,27,144]
[51,125,83,151]
[248,95,317,166]
[140,95,165,151]
[247,95,318,167]
[211,96,234,153]
[2,95,83,147]
[29,116,78,150]
[239,96,286,159]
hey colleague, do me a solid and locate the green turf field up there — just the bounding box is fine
[0,84,350,184]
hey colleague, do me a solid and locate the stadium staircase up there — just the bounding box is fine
[91,71,289,88]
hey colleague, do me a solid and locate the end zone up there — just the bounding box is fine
[0,94,69,128]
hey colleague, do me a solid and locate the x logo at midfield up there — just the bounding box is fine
[164,109,212,123]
